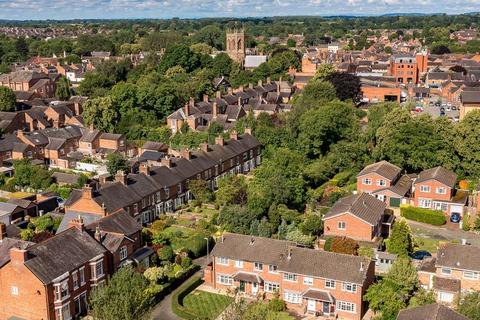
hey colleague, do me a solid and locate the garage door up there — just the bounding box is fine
[390,197,401,207]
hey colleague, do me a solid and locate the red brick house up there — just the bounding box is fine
[323,193,389,242]
[413,166,467,216]
[0,227,107,320]
[204,233,374,320]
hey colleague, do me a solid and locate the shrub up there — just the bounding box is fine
[171,276,204,319]
[324,237,333,251]
[400,206,446,226]
[158,246,174,262]
[463,214,471,231]
[331,237,359,255]
[358,246,375,258]
[181,256,192,269]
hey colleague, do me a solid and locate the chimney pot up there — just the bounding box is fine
[139,163,150,176]
[258,80,263,87]
[68,215,85,232]
[248,83,253,89]
[94,226,101,242]
[215,136,225,146]
[200,142,209,153]
[230,131,238,141]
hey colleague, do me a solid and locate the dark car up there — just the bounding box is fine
[450,212,461,223]
[440,111,446,116]
[411,250,432,260]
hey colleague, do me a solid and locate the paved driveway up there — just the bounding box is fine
[407,220,480,246]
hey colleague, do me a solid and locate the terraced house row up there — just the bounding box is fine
[65,132,261,225]
[204,233,375,320]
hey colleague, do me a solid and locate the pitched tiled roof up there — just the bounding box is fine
[415,166,457,188]
[397,303,467,320]
[211,233,371,284]
[24,227,106,284]
[0,238,33,267]
[323,193,386,225]
[357,160,401,181]
[433,276,461,293]
[437,244,480,272]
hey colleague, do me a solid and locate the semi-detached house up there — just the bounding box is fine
[204,233,375,320]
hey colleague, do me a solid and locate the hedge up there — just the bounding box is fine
[171,275,204,319]
[400,206,446,225]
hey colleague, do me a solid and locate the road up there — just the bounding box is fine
[407,220,480,246]
[150,256,207,320]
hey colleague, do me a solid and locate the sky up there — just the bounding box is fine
[0,0,479,20]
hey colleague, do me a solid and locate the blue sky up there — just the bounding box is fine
[0,0,478,20]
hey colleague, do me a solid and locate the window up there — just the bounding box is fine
[420,185,431,193]
[119,246,128,261]
[336,301,356,313]
[441,268,452,275]
[342,282,357,293]
[325,279,336,289]
[463,271,480,280]
[283,273,297,282]
[436,187,447,195]
[54,280,69,301]
[55,303,71,320]
[377,179,386,186]
[133,203,138,214]
[164,187,170,198]
[254,262,263,271]
[72,271,79,289]
[142,198,146,208]
[79,267,85,285]
[303,276,314,285]
[217,274,233,285]
[234,260,243,268]
[338,221,346,230]
[283,291,301,304]
[11,286,18,295]
[264,282,280,293]
[217,257,229,265]
[438,291,454,303]
[91,260,104,280]
[269,265,278,273]
[418,198,432,209]
[178,183,183,194]
[433,202,448,212]
[362,178,372,185]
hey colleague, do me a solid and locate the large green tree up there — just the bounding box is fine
[82,96,119,132]
[458,291,480,320]
[455,110,480,178]
[386,219,414,257]
[55,76,73,101]
[0,86,16,111]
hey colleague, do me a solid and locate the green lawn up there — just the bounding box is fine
[414,237,440,253]
[182,290,233,320]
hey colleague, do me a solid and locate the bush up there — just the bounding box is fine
[331,237,359,255]
[158,246,174,262]
[400,206,446,226]
[324,237,333,251]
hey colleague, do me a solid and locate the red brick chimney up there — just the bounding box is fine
[180,149,192,160]
[200,142,209,153]
[244,127,252,135]
[216,91,222,99]
[139,163,150,176]
[212,102,218,118]
[215,136,225,146]
[203,94,209,103]
[82,184,93,200]
[0,222,6,240]
[115,171,127,185]
[68,216,85,232]
[230,131,238,141]
[161,157,173,168]
[10,248,28,264]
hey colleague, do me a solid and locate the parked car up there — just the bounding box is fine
[411,250,432,260]
[440,110,446,116]
[446,106,451,111]
[450,212,461,223]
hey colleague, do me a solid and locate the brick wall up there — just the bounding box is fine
[357,172,394,194]
[323,213,376,242]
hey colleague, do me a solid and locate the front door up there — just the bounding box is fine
[307,299,316,312]
[323,302,330,314]
[252,282,258,295]
[239,281,245,292]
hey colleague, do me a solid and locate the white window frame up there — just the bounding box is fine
[217,274,233,286]
[269,264,278,273]
[420,185,431,193]
[418,198,432,209]
[72,271,79,290]
[284,291,302,304]
[377,179,386,187]
[90,260,104,281]
[283,272,297,282]
[362,178,372,185]
[303,276,314,285]
[217,257,229,266]
[436,187,447,195]
[463,271,480,280]
[336,300,356,313]
[254,262,263,271]
[325,279,336,289]
[264,281,280,293]
[342,282,357,293]
[441,268,452,275]
[11,286,18,296]
[234,260,244,268]
[79,267,85,285]
[119,246,128,261]
[338,221,346,230]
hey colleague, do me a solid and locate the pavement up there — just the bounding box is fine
[407,220,480,246]
[150,256,208,320]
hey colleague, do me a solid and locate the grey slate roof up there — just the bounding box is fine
[323,193,386,225]
[397,303,467,320]
[436,244,480,272]
[24,227,106,284]
[415,166,457,188]
[51,172,81,185]
[211,233,371,284]
[57,211,101,233]
[0,238,33,267]
[357,160,401,181]
[461,90,480,103]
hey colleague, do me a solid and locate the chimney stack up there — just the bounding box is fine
[200,142,209,153]
[215,136,225,146]
[68,215,85,232]
[287,248,292,260]
[239,85,244,92]
[0,222,6,240]
[184,102,190,117]
[267,77,271,84]
[230,131,238,141]
[101,203,107,217]
[115,170,127,185]
[244,127,252,135]
[248,83,253,89]
[212,102,218,118]
[139,163,150,176]
[238,97,242,106]
[10,248,28,264]
[360,262,364,272]
[203,94,209,103]
[161,156,173,168]
[227,87,233,95]
[94,226,101,242]
[181,149,192,160]
[258,80,263,87]
[216,91,222,99]
[189,97,195,107]
[82,184,93,200]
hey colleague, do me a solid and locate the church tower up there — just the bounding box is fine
[226,28,246,65]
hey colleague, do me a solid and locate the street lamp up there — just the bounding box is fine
[204,237,210,265]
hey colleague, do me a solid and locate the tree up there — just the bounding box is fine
[216,175,248,207]
[158,44,201,73]
[211,53,233,76]
[157,245,174,262]
[449,65,467,75]
[217,205,260,235]
[299,213,323,236]
[455,110,480,178]
[55,76,72,101]
[313,64,336,81]
[189,179,213,205]
[106,153,128,176]
[110,82,138,115]
[387,220,414,257]
[291,79,336,110]
[90,266,154,320]
[330,237,359,255]
[431,44,451,55]
[0,86,16,111]
[82,96,119,132]
[408,288,435,308]
[386,257,418,295]
[287,39,296,48]
[458,291,480,320]
[326,72,362,103]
